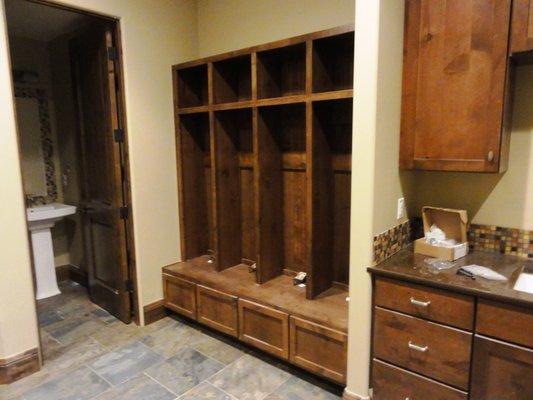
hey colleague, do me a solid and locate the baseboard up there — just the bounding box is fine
[0,348,40,384]
[143,299,168,325]
[343,388,370,400]
[56,264,88,287]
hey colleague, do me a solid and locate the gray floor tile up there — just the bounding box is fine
[146,347,224,395]
[191,335,244,365]
[264,376,341,400]
[38,309,64,327]
[179,381,235,400]
[22,366,110,400]
[47,318,106,344]
[140,321,206,358]
[94,373,176,400]
[209,355,291,400]
[88,341,163,385]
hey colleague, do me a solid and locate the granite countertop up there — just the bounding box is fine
[368,246,533,308]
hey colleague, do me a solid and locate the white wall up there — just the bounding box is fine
[0,0,198,359]
[196,0,354,57]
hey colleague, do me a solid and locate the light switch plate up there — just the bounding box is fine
[397,197,405,219]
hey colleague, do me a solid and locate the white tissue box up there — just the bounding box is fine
[414,206,469,261]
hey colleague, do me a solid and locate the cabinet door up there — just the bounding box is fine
[197,285,238,337]
[471,335,533,400]
[400,0,512,172]
[511,0,533,54]
[163,274,197,319]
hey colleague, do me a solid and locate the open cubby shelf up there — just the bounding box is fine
[176,64,209,108]
[257,43,306,99]
[173,25,353,304]
[313,32,355,93]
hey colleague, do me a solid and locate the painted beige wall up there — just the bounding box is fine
[346,0,405,398]
[196,0,354,57]
[405,65,533,230]
[0,0,198,360]
[0,0,40,359]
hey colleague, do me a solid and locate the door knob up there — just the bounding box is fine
[487,150,494,162]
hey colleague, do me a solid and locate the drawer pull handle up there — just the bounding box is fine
[410,297,431,307]
[408,341,428,352]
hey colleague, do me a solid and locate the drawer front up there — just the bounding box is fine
[163,274,197,319]
[197,285,238,337]
[373,307,472,390]
[476,299,533,348]
[375,277,474,330]
[289,317,347,384]
[238,299,289,359]
[372,359,468,400]
[471,335,533,400]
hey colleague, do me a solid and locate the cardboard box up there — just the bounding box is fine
[414,206,469,261]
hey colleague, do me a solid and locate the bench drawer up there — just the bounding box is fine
[289,317,347,384]
[476,299,533,348]
[163,274,197,319]
[372,359,468,400]
[373,307,472,390]
[197,285,238,337]
[375,277,474,330]
[238,299,289,359]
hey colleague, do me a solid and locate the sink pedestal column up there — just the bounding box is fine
[30,223,61,300]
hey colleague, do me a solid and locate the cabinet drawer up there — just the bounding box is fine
[373,307,471,390]
[476,299,533,348]
[289,317,347,384]
[163,274,197,319]
[238,299,289,359]
[372,359,468,400]
[375,277,474,330]
[197,285,238,337]
[471,335,533,400]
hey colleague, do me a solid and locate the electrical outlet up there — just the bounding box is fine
[397,197,405,220]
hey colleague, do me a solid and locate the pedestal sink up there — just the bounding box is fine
[27,203,77,300]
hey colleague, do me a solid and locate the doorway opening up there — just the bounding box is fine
[5,0,138,346]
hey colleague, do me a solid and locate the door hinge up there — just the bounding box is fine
[124,279,134,293]
[114,128,124,143]
[107,46,119,61]
[120,205,129,219]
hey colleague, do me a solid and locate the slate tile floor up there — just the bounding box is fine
[0,281,342,400]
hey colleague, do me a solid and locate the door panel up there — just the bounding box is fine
[71,23,131,323]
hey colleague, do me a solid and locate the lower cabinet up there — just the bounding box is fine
[238,299,289,360]
[162,274,197,319]
[289,317,347,384]
[196,285,238,338]
[471,335,533,400]
[372,359,468,400]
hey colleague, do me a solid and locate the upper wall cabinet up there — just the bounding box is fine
[511,0,533,57]
[400,0,513,173]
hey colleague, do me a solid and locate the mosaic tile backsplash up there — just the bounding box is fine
[468,224,532,259]
[373,219,532,264]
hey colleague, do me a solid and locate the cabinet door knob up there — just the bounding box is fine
[487,150,494,162]
[410,297,431,307]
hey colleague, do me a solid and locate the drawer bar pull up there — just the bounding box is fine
[410,297,431,307]
[408,341,428,352]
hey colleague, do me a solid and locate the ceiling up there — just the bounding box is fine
[4,0,94,42]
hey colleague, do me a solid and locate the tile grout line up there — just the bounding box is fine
[143,371,181,397]
[86,363,116,388]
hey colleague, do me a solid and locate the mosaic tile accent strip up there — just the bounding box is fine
[468,224,532,259]
[15,87,58,205]
[373,220,412,264]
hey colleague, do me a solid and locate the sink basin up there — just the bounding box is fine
[27,202,77,230]
[26,203,77,299]
[514,270,533,295]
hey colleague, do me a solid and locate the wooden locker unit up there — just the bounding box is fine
[168,25,353,384]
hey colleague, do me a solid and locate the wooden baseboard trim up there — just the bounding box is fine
[0,348,40,384]
[343,388,370,400]
[143,299,168,325]
[56,264,71,282]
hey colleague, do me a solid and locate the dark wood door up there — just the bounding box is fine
[471,335,533,400]
[71,24,132,323]
[400,0,513,172]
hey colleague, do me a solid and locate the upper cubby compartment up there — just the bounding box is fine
[257,43,306,99]
[176,64,208,108]
[213,55,252,104]
[312,32,354,93]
